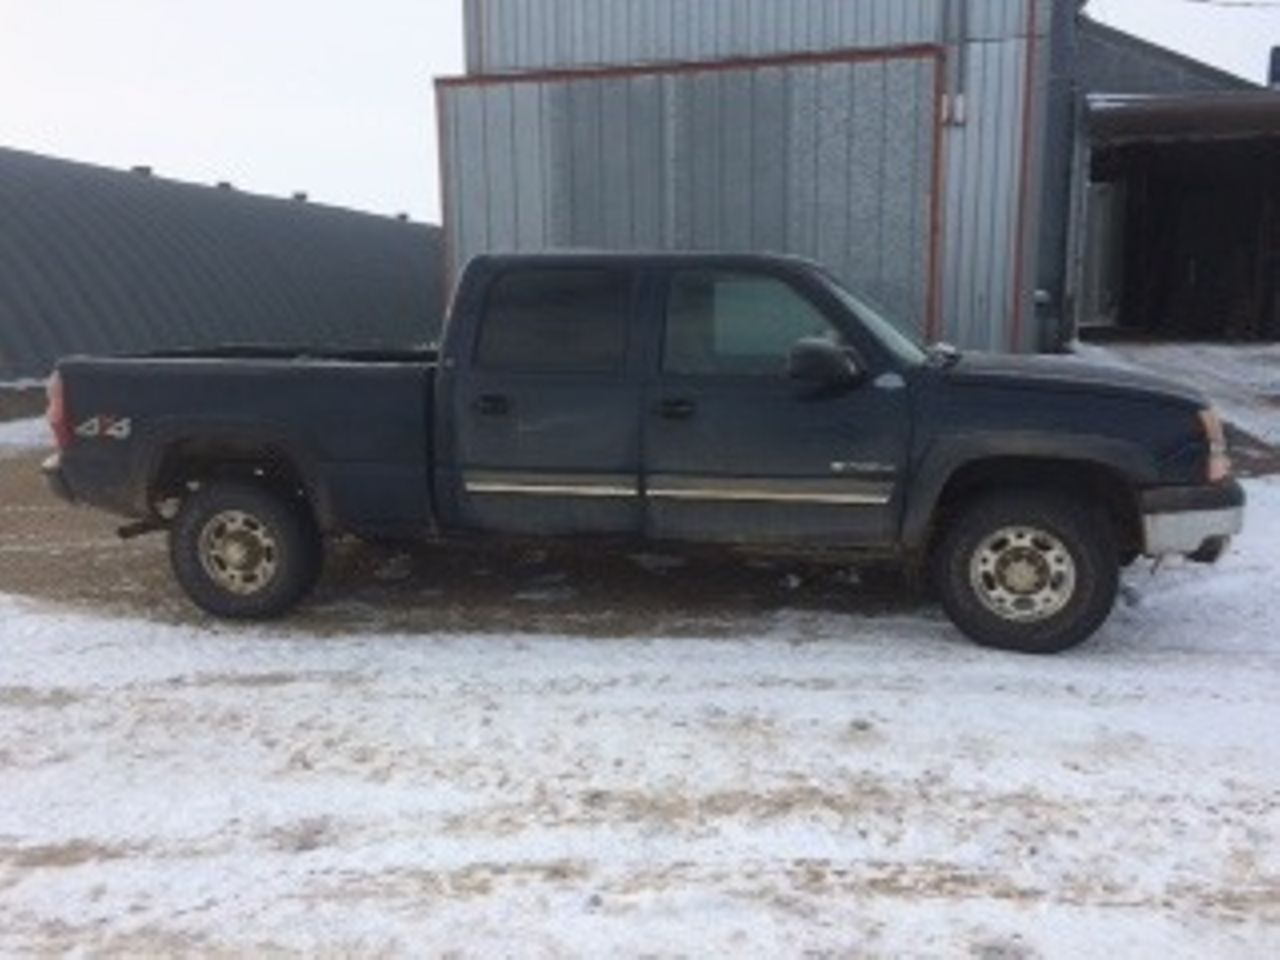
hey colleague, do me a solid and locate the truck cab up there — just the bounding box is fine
[435,254,917,549]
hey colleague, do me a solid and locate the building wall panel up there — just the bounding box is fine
[464,0,1042,75]
[445,1,1053,351]
[441,51,943,337]
[942,37,1030,350]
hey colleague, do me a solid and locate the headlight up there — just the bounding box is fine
[1199,409,1232,482]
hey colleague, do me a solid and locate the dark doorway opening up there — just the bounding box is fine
[1086,137,1280,341]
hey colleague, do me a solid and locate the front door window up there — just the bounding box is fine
[663,270,838,378]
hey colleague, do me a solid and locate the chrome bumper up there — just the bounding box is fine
[1141,481,1245,559]
[1143,507,1243,557]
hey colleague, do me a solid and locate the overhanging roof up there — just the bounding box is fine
[1089,92,1280,147]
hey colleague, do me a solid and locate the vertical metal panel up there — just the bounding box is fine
[941,38,1029,351]
[464,0,994,74]
[748,66,788,253]
[440,50,942,337]
[511,83,548,249]
[463,1,1047,75]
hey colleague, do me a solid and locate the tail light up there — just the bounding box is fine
[47,372,72,450]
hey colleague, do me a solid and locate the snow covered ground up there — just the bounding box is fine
[0,417,51,459]
[2,441,1279,954]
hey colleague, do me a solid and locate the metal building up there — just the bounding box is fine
[0,147,446,382]
[441,0,1060,351]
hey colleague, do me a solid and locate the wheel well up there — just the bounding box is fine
[927,458,1142,559]
[149,439,317,523]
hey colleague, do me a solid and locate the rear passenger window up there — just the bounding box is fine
[476,268,629,373]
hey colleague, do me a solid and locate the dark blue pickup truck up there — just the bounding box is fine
[44,253,1244,653]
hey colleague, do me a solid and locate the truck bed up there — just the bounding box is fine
[55,349,438,537]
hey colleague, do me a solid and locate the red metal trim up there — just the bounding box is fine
[1009,0,1041,352]
[438,43,944,89]
[434,81,457,310]
[926,51,947,343]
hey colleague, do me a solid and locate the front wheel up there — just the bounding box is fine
[935,492,1119,654]
[170,482,322,620]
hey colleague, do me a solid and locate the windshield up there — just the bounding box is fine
[818,271,929,369]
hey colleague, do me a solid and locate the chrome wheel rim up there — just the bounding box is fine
[969,525,1077,624]
[197,510,279,596]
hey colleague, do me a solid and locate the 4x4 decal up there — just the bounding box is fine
[75,416,132,441]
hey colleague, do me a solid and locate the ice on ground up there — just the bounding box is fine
[1,478,1278,956]
[0,418,51,458]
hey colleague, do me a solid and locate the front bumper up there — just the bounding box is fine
[1141,480,1245,560]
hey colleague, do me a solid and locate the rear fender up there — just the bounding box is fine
[138,419,334,530]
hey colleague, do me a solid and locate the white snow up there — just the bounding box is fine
[2,480,1278,956]
[0,418,51,459]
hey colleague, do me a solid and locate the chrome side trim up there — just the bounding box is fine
[464,473,894,506]
[467,482,636,499]
[648,475,892,507]
[649,488,890,506]
[465,472,638,499]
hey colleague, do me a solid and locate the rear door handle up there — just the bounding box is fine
[654,398,697,421]
[474,394,511,417]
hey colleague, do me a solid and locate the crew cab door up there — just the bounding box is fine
[642,266,910,546]
[441,264,643,536]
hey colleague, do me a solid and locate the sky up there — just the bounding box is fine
[0,0,1276,224]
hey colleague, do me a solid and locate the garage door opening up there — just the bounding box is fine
[1077,94,1280,343]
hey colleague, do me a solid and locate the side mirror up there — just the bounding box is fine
[787,337,863,390]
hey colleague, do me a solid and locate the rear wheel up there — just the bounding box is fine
[170,482,322,620]
[935,492,1119,654]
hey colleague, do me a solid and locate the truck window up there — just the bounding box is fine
[663,270,837,376]
[476,268,629,373]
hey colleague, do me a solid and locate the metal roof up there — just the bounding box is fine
[1089,91,1280,146]
[0,147,444,382]
[1078,17,1257,97]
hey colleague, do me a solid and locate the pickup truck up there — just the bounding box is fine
[43,253,1245,654]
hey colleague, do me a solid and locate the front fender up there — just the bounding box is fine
[900,431,1157,550]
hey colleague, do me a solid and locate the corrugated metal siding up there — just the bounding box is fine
[942,38,1033,351]
[446,0,1056,351]
[464,0,1041,74]
[441,50,942,336]
[0,148,445,382]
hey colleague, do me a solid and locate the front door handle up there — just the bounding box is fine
[654,398,697,421]
[474,394,511,417]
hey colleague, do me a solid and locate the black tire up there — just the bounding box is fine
[170,482,322,620]
[934,491,1119,655]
